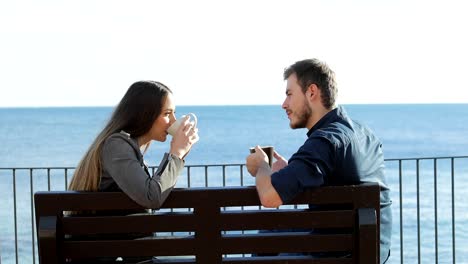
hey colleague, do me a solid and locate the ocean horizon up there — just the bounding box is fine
[1,103,468,263]
[1,103,468,168]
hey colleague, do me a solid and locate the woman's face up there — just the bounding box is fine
[148,93,176,142]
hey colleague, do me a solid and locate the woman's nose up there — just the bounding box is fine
[170,114,177,124]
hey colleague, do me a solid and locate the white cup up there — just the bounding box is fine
[167,113,198,136]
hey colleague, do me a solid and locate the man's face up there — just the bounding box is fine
[281,73,312,129]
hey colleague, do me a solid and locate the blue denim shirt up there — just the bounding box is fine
[271,106,392,262]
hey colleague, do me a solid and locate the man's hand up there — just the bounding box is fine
[271,151,288,172]
[246,146,284,208]
[246,146,270,176]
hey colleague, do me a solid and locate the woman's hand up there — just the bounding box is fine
[169,116,199,159]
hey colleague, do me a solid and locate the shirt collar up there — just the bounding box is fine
[306,106,345,137]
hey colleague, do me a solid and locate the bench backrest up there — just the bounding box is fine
[34,183,380,263]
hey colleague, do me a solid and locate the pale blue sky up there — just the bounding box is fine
[1,0,467,107]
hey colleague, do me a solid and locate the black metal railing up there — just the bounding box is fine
[0,156,467,264]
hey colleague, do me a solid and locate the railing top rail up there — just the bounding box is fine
[0,166,76,170]
[0,164,246,170]
[384,155,468,161]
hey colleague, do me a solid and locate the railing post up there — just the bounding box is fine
[13,169,18,264]
[398,159,403,264]
[30,169,36,264]
[416,159,421,264]
[434,159,438,264]
[451,157,456,264]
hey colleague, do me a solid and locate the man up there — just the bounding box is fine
[246,58,392,263]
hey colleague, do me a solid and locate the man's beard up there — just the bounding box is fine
[290,100,312,129]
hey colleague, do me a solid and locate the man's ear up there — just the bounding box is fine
[306,84,319,99]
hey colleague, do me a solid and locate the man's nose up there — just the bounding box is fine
[281,98,288,109]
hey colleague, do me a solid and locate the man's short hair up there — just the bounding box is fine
[284,58,338,109]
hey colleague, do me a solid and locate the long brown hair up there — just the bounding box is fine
[68,81,172,191]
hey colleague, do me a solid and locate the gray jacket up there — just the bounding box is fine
[99,131,184,209]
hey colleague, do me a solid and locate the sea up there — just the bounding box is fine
[0,104,468,263]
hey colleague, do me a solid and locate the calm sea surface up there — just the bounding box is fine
[1,104,468,167]
[1,104,468,263]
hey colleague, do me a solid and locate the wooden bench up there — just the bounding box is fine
[34,182,380,264]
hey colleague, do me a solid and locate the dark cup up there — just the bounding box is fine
[249,146,274,168]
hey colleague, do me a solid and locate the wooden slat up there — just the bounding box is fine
[34,184,379,212]
[224,256,353,264]
[62,213,196,235]
[220,233,353,254]
[63,238,197,258]
[219,210,354,230]
[62,210,355,235]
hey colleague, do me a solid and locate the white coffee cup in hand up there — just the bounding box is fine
[167,113,198,136]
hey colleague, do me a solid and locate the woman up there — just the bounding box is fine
[68,80,199,209]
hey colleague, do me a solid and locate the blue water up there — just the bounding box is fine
[1,104,468,263]
[1,104,467,168]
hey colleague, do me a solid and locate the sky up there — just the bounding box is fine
[0,0,467,107]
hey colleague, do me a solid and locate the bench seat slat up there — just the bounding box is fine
[34,185,377,212]
[62,210,355,235]
[62,213,196,235]
[63,238,197,258]
[221,233,353,253]
[63,233,353,258]
[224,256,353,264]
[220,210,354,230]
